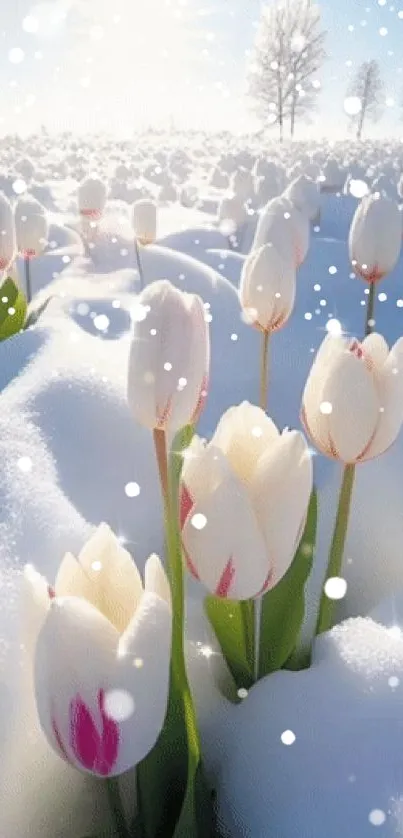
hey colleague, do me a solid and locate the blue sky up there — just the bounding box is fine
[0,0,403,137]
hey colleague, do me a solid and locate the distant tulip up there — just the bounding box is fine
[302,332,403,463]
[24,524,171,778]
[78,175,107,221]
[132,199,157,246]
[127,280,210,434]
[0,192,16,272]
[285,175,321,222]
[181,402,313,600]
[14,196,48,258]
[253,196,309,269]
[349,194,402,282]
[218,193,247,237]
[240,244,296,333]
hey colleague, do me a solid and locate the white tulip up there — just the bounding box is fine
[127,280,210,434]
[78,176,107,220]
[0,192,16,271]
[230,168,255,202]
[239,244,296,333]
[181,403,313,600]
[132,199,157,245]
[14,196,48,257]
[285,175,321,222]
[253,196,310,269]
[24,524,171,778]
[321,159,345,193]
[302,333,403,463]
[218,193,247,237]
[349,194,402,282]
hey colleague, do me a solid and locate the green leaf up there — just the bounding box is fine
[24,295,53,329]
[135,664,189,837]
[258,489,318,680]
[0,277,27,341]
[204,597,255,691]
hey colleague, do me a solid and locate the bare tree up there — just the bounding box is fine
[347,60,384,140]
[247,0,326,140]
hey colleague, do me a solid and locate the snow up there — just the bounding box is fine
[210,611,403,837]
[1,135,403,836]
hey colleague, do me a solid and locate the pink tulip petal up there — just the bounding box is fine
[97,689,120,775]
[191,375,209,425]
[69,690,119,776]
[70,695,100,771]
[180,483,194,529]
[215,557,236,598]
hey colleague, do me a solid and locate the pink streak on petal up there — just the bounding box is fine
[70,695,100,772]
[48,585,56,599]
[257,568,274,597]
[69,692,120,776]
[183,545,201,581]
[191,375,209,425]
[157,396,173,429]
[80,209,102,220]
[215,558,236,598]
[180,483,194,529]
[97,689,120,776]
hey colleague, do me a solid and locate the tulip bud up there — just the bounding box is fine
[14,196,48,258]
[0,192,16,272]
[127,280,210,434]
[240,244,296,333]
[349,194,402,282]
[181,403,313,600]
[78,175,107,221]
[24,524,172,777]
[253,196,309,269]
[285,175,321,222]
[218,194,247,237]
[132,199,157,246]
[301,332,403,463]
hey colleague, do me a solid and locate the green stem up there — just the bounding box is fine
[248,329,272,684]
[106,777,130,838]
[259,329,270,412]
[365,283,376,337]
[316,463,356,635]
[24,257,32,305]
[153,427,202,789]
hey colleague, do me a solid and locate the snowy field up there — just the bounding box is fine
[2,133,403,836]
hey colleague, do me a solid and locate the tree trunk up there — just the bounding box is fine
[356,104,366,140]
[290,94,296,138]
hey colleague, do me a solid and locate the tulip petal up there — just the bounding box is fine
[364,337,403,460]
[34,596,120,776]
[182,468,270,600]
[211,402,280,486]
[22,564,51,657]
[240,245,296,332]
[115,591,171,773]
[181,438,228,506]
[56,524,143,634]
[169,293,210,431]
[144,553,171,607]
[322,350,379,462]
[362,333,389,372]
[252,431,313,585]
[302,335,349,455]
[127,281,209,434]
